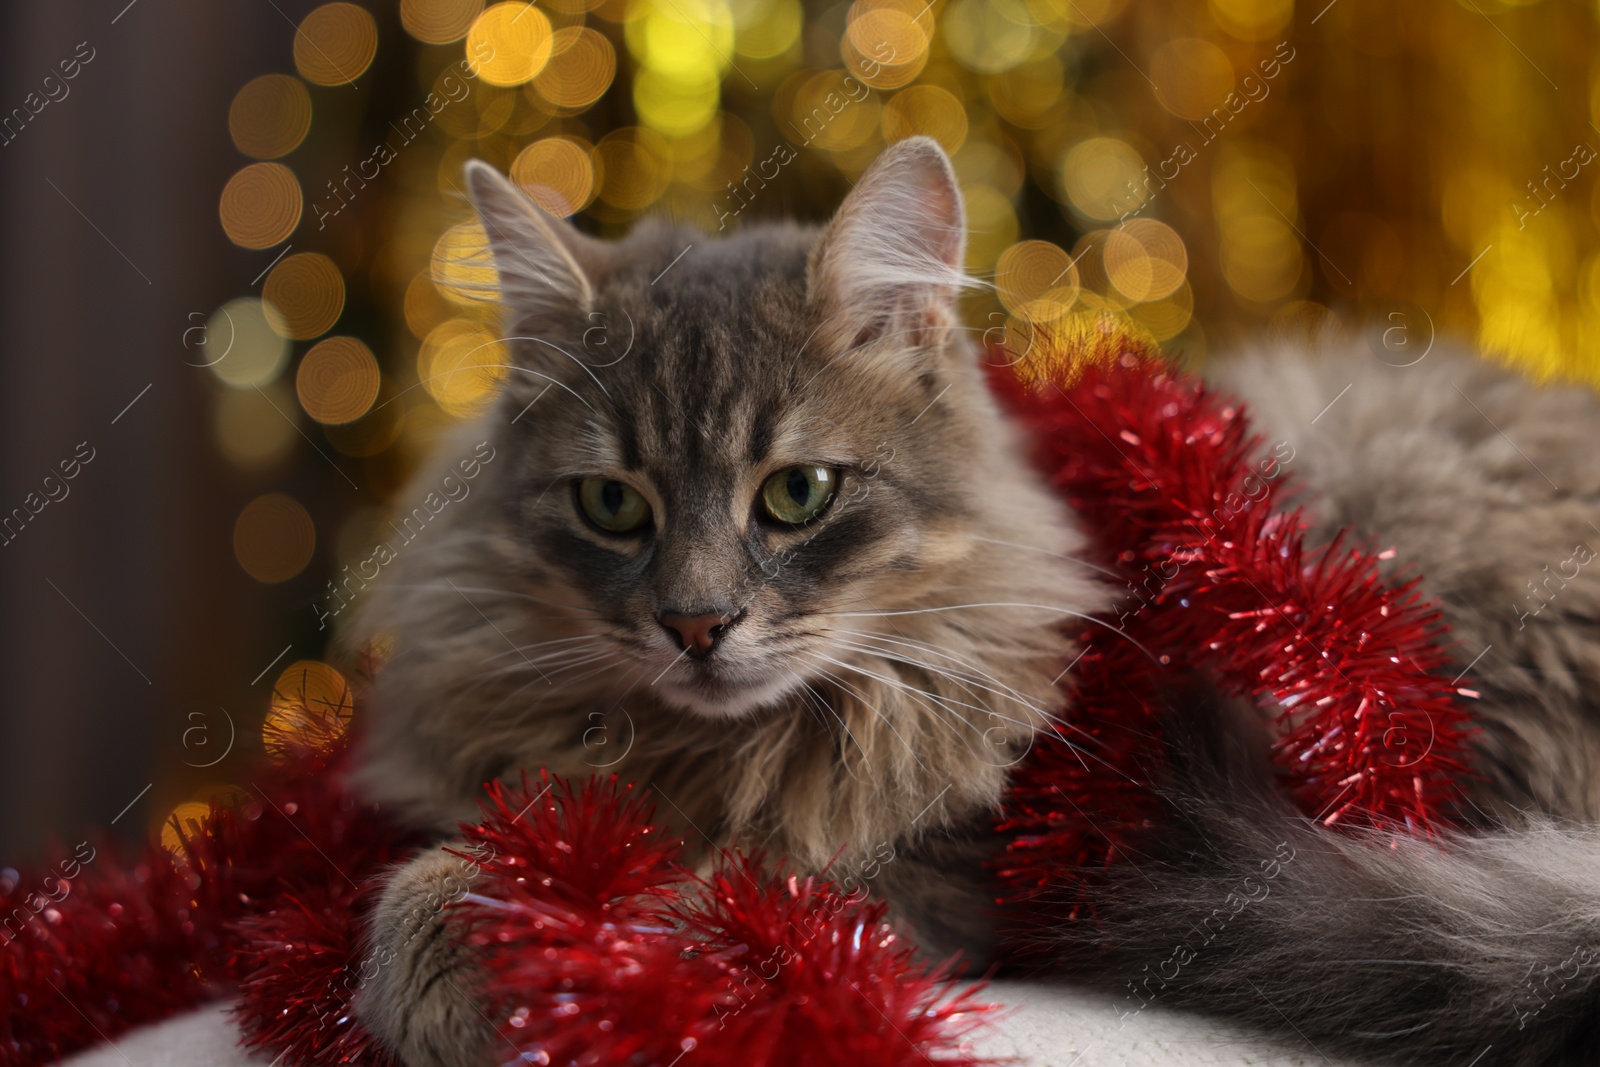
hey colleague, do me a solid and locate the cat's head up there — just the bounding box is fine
[354,138,1100,856]
[448,137,1085,725]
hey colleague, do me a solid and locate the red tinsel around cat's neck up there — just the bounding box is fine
[0,339,1479,1067]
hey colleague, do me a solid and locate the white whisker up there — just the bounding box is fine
[830,602,1158,662]
[480,635,605,664]
[482,647,612,679]
[802,667,931,773]
[967,535,1124,581]
[486,650,626,728]
[811,652,987,739]
[823,638,1094,753]
[826,628,1051,713]
[824,638,1055,739]
[786,671,874,777]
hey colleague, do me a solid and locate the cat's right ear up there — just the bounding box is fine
[462,159,597,326]
[807,137,971,360]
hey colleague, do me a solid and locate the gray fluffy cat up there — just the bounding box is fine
[348,137,1600,1067]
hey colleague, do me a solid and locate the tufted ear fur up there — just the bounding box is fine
[806,136,972,360]
[462,159,600,331]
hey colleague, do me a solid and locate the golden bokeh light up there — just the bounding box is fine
[1104,219,1188,302]
[1128,278,1195,340]
[431,221,500,304]
[214,381,298,468]
[844,40,927,91]
[627,0,735,83]
[846,4,930,63]
[634,68,721,137]
[468,2,555,87]
[436,138,518,197]
[996,239,1080,321]
[785,70,880,151]
[735,0,803,60]
[401,0,486,43]
[228,75,313,159]
[882,85,968,154]
[626,0,735,135]
[233,493,317,584]
[419,319,509,417]
[207,298,292,389]
[502,91,556,137]
[265,660,353,759]
[985,55,1066,129]
[593,127,672,212]
[1061,137,1145,222]
[844,2,932,89]
[511,136,597,215]
[963,184,1020,271]
[297,336,381,424]
[533,27,616,110]
[263,252,345,340]
[1066,232,1124,310]
[955,139,1026,199]
[941,0,1057,76]
[219,162,302,249]
[293,2,379,87]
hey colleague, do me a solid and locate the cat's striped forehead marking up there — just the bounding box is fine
[627,360,869,483]
[591,273,811,476]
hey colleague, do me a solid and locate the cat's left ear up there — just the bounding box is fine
[807,136,970,359]
[463,159,600,328]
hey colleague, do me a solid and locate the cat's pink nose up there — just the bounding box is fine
[658,609,742,659]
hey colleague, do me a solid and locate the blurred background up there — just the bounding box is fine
[0,0,1594,859]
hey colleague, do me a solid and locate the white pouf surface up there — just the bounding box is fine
[61,981,1356,1067]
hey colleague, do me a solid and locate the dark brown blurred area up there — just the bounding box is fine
[0,1,332,859]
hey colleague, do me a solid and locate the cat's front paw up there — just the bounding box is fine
[355,844,500,1067]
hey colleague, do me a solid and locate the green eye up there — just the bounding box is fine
[577,477,651,534]
[760,465,838,526]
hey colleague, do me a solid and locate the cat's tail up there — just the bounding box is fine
[1048,710,1600,1067]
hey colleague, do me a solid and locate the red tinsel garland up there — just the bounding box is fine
[0,344,1480,1067]
[448,777,996,1067]
[989,336,1476,918]
[0,714,419,1067]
